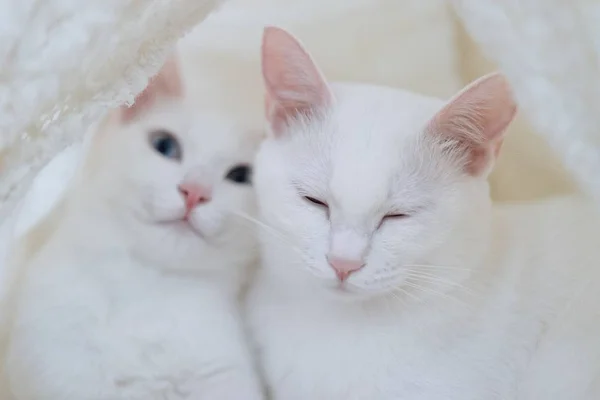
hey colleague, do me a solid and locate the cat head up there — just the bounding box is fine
[80,55,261,273]
[255,27,516,300]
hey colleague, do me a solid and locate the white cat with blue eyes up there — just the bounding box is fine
[3,56,265,400]
[248,27,600,400]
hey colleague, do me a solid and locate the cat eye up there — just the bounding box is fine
[378,212,409,229]
[149,130,182,161]
[225,164,252,184]
[384,213,408,219]
[303,196,329,208]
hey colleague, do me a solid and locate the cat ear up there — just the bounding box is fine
[261,26,333,136]
[120,54,183,123]
[427,72,517,176]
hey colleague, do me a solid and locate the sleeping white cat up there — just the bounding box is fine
[247,27,600,400]
[3,55,265,400]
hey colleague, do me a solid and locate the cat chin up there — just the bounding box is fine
[307,277,395,303]
[153,212,227,242]
[170,220,209,240]
[326,288,382,303]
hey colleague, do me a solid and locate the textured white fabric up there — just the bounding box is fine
[0,0,223,223]
[453,0,600,205]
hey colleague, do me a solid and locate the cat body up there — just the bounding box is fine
[247,28,600,400]
[9,220,261,400]
[250,194,600,400]
[4,57,264,400]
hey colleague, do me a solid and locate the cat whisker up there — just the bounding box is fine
[403,264,474,272]
[391,286,422,304]
[231,211,292,244]
[402,278,470,308]
[304,264,331,281]
[385,291,408,314]
[231,211,333,281]
[404,270,480,298]
[369,264,472,285]
[230,210,309,259]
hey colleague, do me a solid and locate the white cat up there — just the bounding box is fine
[3,55,265,400]
[247,27,600,400]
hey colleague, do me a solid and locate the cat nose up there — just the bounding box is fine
[327,255,365,282]
[178,182,212,211]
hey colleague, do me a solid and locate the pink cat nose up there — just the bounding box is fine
[327,255,365,282]
[178,182,212,212]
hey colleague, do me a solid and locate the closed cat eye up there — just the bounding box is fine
[149,130,182,161]
[384,213,408,219]
[225,164,252,184]
[378,213,409,229]
[303,196,328,208]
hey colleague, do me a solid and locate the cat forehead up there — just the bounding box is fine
[291,84,445,209]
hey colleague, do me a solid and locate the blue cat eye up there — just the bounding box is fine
[225,164,252,184]
[149,130,182,161]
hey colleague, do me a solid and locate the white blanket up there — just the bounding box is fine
[454,0,600,205]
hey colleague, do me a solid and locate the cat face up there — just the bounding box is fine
[85,56,261,271]
[255,27,516,299]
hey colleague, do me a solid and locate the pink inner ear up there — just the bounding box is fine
[120,55,183,123]
[428,73,517,176]
[261,26,332,136]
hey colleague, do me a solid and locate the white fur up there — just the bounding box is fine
[4,91,264,399]
[248,81,600,399]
